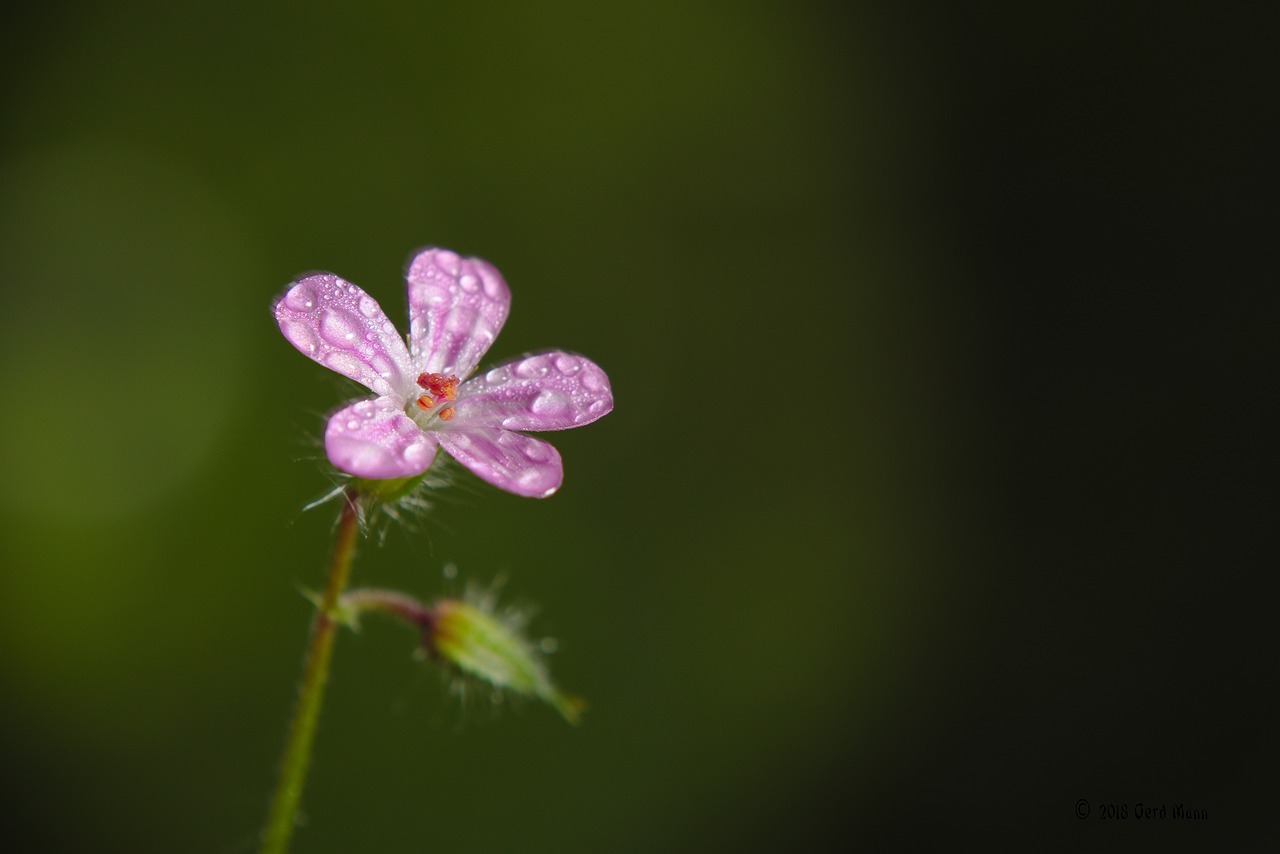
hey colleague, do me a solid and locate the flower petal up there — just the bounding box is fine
[324,397,438,479]
[451,352,614,432]
[405,248,510,379]
[435,427,563,498]
[275,273,413,399]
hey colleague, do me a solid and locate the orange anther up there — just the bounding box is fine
[416,372,460,402]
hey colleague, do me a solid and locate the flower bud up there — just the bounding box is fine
[425,598,584,724]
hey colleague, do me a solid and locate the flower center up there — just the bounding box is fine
[412,372,459,422]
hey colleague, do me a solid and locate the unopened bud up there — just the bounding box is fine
[425,598,584,724]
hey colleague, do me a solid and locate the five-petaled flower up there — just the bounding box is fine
[274,248,612,497]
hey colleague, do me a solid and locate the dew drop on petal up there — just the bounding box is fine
[323,351,361,375]
[515,356,549,379]
[284,283,318,311]
[358,294,380,318]
[320,311,360,348]
[368,353,395,378]
[482,273,504,299]
[435,250,460,274]
[581,367,608,393]
[403,442,432,467]
[587,399,608,417]
[281,317,322,353]
[530,389,570,418]
[554,354,580,375]
[459,273,479,293]
[485,367,508,384]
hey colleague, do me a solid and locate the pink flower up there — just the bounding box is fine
[275,248,612,497]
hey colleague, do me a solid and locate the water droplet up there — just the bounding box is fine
[427,286,450,307]
[515,356,549,379]
[403,442,431,467]
[530,389,570,418]
[554,354,580,375]
[434,250,460,274]
[482,272,504,299]
[281,317,321,353]
[369,353,393,376]
[587,399,608,416]
[485,367,508,384]
[284,282,317,311]
[323,351,360,376]
[346,419,359,430]
[320,310,360,348]
[581,367,608,392]
[459,273,479,293]
[358,294,380,318]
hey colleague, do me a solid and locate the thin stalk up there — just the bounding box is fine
[260,491,361,854]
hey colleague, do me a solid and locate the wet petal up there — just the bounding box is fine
[275,273,413,399]
[324,397,438,479]
[451,352,613,432]
[405,248,510,379]
[435,427,563,498]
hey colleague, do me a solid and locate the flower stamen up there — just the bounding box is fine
[414,372,459,412]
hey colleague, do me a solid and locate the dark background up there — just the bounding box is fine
[0,2,1272,851]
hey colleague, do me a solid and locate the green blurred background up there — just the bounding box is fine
[0,3,1271,851]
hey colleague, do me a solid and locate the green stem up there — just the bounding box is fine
[260,490,361,854]
[339,587,433,628]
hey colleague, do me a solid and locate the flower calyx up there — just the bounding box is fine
[333,584,584,724]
